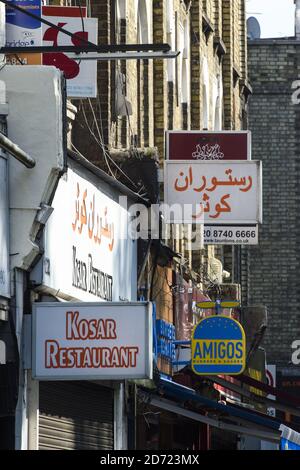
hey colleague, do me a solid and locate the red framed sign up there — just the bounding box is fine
[166,131,251,161]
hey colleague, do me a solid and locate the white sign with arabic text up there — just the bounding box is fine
[43,167,137,302]
[164,160,262,224]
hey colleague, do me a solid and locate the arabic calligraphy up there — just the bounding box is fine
[72,182,114,251]
[173,166,254,220]
[174,167,253,193]
[192,143,225,161]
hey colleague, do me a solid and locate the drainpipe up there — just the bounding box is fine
[295,0,300,39]
[0,132,36,168]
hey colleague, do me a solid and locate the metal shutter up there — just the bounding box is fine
[39,381,114,450]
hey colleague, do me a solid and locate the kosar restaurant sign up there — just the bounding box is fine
[32,302,153,380]
[164,160,262,224]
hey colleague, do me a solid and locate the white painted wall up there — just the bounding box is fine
[0,66,64,272]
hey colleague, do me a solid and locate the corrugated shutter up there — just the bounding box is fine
[39,381,114,450]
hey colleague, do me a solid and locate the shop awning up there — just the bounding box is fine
[142,393,280,443]
[205,374,300,418]
[232,373,300,407]
[139,376,299,444]
[158,377,281,430]
[280,425,300,450]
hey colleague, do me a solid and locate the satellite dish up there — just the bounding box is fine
[247,17,261,40]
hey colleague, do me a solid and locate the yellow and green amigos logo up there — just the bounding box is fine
[191,316,246,376]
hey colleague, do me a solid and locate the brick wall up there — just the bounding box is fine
[246,40,300,368]
[71,0,247,155]
[69,0,248,282]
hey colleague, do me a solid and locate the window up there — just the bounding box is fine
[202,57,210,129]
[137,0,149,44]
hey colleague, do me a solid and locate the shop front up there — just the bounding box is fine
[136,264,300,450]
[27,152,148,450]
[0,123,15,449]
[31,300,152,451]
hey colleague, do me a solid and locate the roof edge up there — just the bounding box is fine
[67,149,150,206]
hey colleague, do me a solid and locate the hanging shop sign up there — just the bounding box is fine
[204,225,258,245]
[166,131,251,161]
[164,160,262,224]
[42,11,97,98]
[0,155,10,298]
[5,0,42,65]
[43,166,137,302]
[173,273,193,341]
[32,302,153,380]
[240,305,267,355]
[243,347,267,413]
[156,319,176,363]
[191,316,246,376]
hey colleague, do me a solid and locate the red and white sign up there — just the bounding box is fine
[164,160,262,224]
[42,6,87,17]
[42,7,97,98]
[32,302,153,380]
[166,131,251,161]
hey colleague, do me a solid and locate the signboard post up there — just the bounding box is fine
[32,302,153,381]
[266,364,276,417]
[0,135,10,299]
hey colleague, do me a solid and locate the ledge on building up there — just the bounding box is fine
[233,65,241,87]
[182,0,192,12]
[68,148,150,205]
[0,304,8,322]
[202,13,214,43]
[109,147,159,162]
[110,147,160,203]
[240,79,253,101]
[214,36,227,58]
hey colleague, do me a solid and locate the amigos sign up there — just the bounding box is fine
[32,302,153,380]
[191,316,246,376]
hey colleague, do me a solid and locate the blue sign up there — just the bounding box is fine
[281,438,300,450]
[6,0,41,29]
[156,319,176,363]
[280,425,300,450]
[191,315,246,376]
[6,0,42,51]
